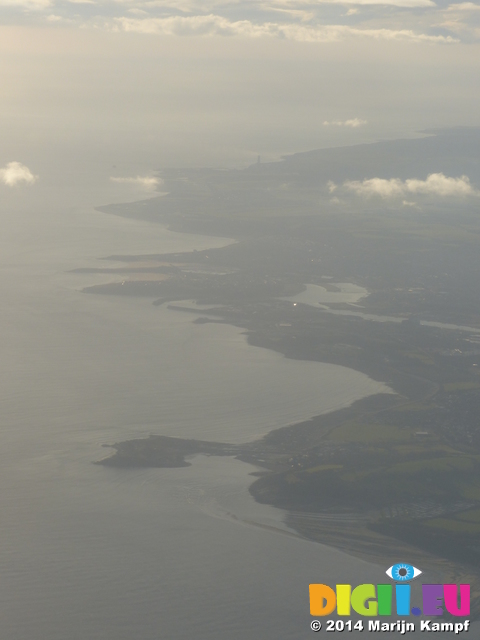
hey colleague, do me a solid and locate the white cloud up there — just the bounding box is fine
[345,177,405,197]
[127,7,149,15]
[343,173,478,198]
[323,118,367,127]
[114,15,268,36]
[0,0,52,7]
[108,0,436,8]
[0,162,38,187]
[274,0,436,6]
[266,6,315,20]
[135,0,215,11]
[441,2,480,33]
[114,15,457,42]
[405,173,476,196]
[343,28,455,42]
[110,175,160,190]
[446,2,480,10]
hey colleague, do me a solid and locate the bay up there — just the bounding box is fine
[0,178,463,639]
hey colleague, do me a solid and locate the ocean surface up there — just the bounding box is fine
[0,176,469,638]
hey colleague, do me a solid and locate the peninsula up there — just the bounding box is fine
[89,129,480,616]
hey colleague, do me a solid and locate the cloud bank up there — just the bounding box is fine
[323,118,367,127]
[110,175,160,190]
[0,0,470,45]
[279,0,436,5]
[446,2,480,11]
[0,162,38,187]
[343,173,478,198]
[0,0,52,7]
[114,15,457,42]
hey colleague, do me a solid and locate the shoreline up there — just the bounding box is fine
[87,168,480,615]
[95,392,398,469]
[94,393,480,619]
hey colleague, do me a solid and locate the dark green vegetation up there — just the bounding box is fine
[90,129,480,612]
[96,436,240,468]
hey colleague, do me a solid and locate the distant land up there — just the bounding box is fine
[88,129,480,616]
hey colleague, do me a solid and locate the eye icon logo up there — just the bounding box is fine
[386,563,422,582]
[310,561,470,618]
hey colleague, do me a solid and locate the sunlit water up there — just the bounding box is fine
[284,284,480,334]
[282,282,369,306]
[0,177,469,639]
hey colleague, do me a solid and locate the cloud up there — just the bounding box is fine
[266,6,315,21]
[343,173,478,198]
[0,162,38,187]
[323,118,367,127]
[441,2,480,34]
[446,2,480,10]
[114,15,274,37]
[114,15,457,42]
[274,0,436,6]
[110,175,160,190]
[405,173,476,196]
[0,0,52,7]
[127,7,149,15]
[345,177,405,197]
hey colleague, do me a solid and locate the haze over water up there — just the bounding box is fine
[2,0,480,630]
[0,169,423,639]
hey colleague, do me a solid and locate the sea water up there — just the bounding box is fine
[0,172,463,639]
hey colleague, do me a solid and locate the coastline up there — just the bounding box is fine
[94,393,480,619]
[87,162,480,617]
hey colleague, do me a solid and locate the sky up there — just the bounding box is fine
[1,0,479,41]
[0,0,479,182]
